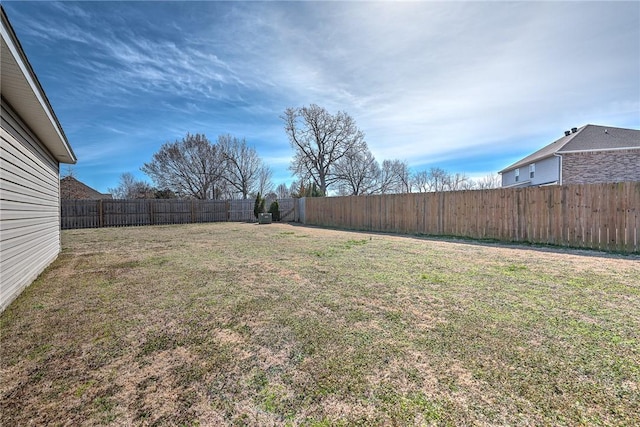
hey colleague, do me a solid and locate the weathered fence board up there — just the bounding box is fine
[61,184,639,253]
[61,198,297,230]
[303,182,639,253]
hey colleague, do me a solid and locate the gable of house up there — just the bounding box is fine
[61,176,112,199]
[500,125,640,187]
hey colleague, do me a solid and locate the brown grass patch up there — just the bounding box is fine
[1,222,639,425]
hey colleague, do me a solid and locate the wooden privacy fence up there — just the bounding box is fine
[302,182,640,253]
[61,198,298,229]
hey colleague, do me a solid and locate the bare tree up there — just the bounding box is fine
[154,188,177,199]
[276,183,290,199]
[61,166,76,179]
[411,170,431,192]
[256,165,274,197]
[141,133,223,199]
[283,104,366,195]
[476,173,501,189]
[377,159,411,194]
[333,144,380,195]
[213,179,235,200]
[397,160,412,193]
[218,134,264,199]
[413,168,499,192]
[108,172,154,199]
[446,172,471,191]
[289,180,305,198]
[425,167,450,192]
[459,178,477,191]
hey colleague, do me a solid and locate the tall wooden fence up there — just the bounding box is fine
[61,198,298,229]
[302,182,640,253]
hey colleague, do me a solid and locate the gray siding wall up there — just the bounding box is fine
[561,150,640,185]
[501,156,560,187]
[501,169,515,187]
[531,156,560,186]
[1,102,61,312]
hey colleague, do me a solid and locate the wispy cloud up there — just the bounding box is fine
[225,1,639,167]
[3,1,637,192]
[14,4,248,106]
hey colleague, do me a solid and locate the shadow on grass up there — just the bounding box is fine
[286,222,640,260]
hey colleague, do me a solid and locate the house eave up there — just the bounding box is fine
[1,6,76,164]
[557,146,640,155]
[498,155,553,174]
[502,179,558,189]
[502,180,532,188]
[500,142,640,175]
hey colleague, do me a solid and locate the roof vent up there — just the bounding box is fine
[571,127,577,133]
[564,130,571,136]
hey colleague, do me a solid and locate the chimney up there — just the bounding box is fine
[564,130,571,136]
[571,127,577,133]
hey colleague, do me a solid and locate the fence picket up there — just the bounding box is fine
[302,183,639,253]
[61,184,639,253]
[61,198,298,229]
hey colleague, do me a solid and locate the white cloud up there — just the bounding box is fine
[4,1,637,192]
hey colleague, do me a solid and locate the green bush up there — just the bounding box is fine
[260,198,266,216]
[268,201,280,222]
[254,193,264,219]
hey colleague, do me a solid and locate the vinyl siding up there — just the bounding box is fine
[1,101,61,312]
[501,156,560,187]
[530,156,560,185]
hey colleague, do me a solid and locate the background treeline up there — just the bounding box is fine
[100,105,499,201]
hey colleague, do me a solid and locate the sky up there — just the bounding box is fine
[3,1,639,194]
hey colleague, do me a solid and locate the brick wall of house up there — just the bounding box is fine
[561,149,640,184]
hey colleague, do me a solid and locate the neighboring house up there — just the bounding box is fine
[61,176,112,199]
[1,6,77,312]
[499,125,640,188]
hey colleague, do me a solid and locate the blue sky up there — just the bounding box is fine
[4,1,639,194]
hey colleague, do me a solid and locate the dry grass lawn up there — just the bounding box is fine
[1,222,639,426]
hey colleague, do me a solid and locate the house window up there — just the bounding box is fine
[515,168,519,182]
[529,163,535,179]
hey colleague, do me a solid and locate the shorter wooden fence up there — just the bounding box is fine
[61,198,297,229]
[303,182,639,253]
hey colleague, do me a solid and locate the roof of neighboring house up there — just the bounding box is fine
[500,125,640,173]
[61,176,112,199]
[1,6,76,164]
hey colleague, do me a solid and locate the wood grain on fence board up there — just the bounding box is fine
[303,183,639,253]
[62,198,298,230]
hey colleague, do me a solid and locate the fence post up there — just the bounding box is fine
[298,197,306,224]
[98,199,103,228]
[438,192,444,235]
[56,186,639,253]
